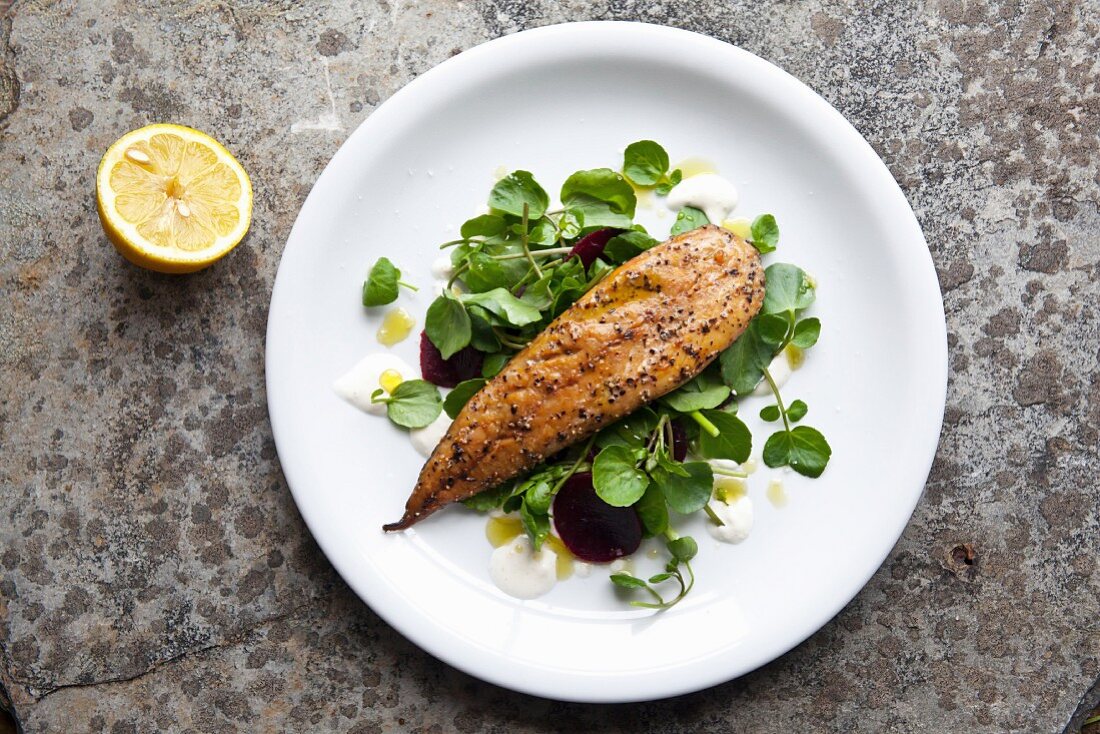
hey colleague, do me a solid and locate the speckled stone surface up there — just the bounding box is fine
[1,1,1097,732]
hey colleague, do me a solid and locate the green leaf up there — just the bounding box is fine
[750,214,779,254]
[592,445,649,507]
[760,405,781,422]
[635,483,669,537]
[661,373,730,413]
[561,168,636,228]
[603,230,658,263]
[461,483,511,511]
[460,214,507,239]
[518,274,554,311]
[361,257,401,307]
[460,288,542,327]
[559,209,584,239]
[527,218,558,247]
[670,206,709,236]
[520,500,551,551]
[763,263,816,315]
[610,573,648,589]
[787,399,808,422]
[719,314,787,395]
[792,318,821,349]
[648,572,674,584]
[443,378,486,419]
[481,352,509,378]
[762,425,832,478]
[489,170,549,219]
[380,380,442,429]
[657,462,714,514]
[697,410,752,463]
[425,295,472,360]
[595,409,660,450]
[463,252,512,293]
[622,140,670,186]
[468,307,501,352]
[667,536,698,563]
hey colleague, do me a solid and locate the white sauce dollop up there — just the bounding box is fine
[706,495,754,543]
[333,353,415,415]
[430,256,454,280]
[489,535,557,599]
[410,413,452,458]
[666,173,739,224]
[751,349,793,397]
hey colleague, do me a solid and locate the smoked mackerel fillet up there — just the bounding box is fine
[384,225,765,531]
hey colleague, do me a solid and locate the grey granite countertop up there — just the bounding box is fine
[1,1,1097,732]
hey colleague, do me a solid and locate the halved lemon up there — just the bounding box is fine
[96,124,252,274]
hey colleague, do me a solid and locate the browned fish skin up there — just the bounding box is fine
[384,225,765,531]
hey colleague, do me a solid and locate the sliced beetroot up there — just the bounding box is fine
[568,228,621,269]
[552,472,642,563]
[671,419,688,462]
[419,331,484,388]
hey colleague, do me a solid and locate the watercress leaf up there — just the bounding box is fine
[669,169,683,185]
[481,352,509,378]
[603,230,659,263]
[519,274,554,311]
[559,209,584,239]
[461,213,507,239]
[425,294,472,359]
[635,483,669,537]
[523,477,556,515]
[610,573,648,589]
[527,218,558,248]
[468,307,502,352]
[720,316,784,395]
[489,170,549,219]
[463,252,511,293]
[670,206,709,236]
[560,169,636,229]
[592,445,650,507]
[654,182,673,196]
[759,405,781,422]
[697,410,752,463]
[362,257,401,307]
[460,288,542,327]
[443,378,486,419]
[657,461,713,514]
[787,399,808,422]
[750,214,779,254]
[763,263,816,315]
[762,425,832,478]
[648,572,674,584]
[384,379,442,429]
[622,140,670,186]
[661,373,731,413]
[461,483,511,511]
[520,500,551,551]
[792,317,821,349]
[667,536,698,563]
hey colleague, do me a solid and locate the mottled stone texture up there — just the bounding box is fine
[0,0,1096,731]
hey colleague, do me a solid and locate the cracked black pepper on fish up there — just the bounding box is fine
[384,225,765,531]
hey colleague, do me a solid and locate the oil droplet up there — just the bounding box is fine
[486,515,523,547]
[377,308,415,346]
[379,369,403,394]
[721,217,752,239]
[785,344,805,370]
[741,458,758,475]
[546,536,575,580]
[715,477,747,503]
[674,157,717,179]
[493,165,508,180]
[633,185,654,210]
[646,547,660,559]
[767,478,788,508]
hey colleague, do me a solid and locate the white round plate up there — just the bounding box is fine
[266,22,947,702]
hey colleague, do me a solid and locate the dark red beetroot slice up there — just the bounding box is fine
[671,419,688,462]
[552,472,642,563]
[568,228,621,268]
[419,331,484,388]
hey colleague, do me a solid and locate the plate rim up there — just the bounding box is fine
[265,20,949,702]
